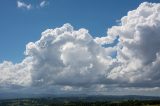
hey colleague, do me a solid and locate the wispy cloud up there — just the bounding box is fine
[40,0,49,8]
[17,1,32,10]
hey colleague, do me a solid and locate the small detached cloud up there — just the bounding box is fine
[17,0,49,10]
[17,1,32,10]
[40,0,49,8]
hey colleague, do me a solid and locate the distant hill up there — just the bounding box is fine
[0,93,160,101]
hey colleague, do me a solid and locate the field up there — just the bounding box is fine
[0,97,160,106]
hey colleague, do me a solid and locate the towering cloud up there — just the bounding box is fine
[1,2,160,95]
[25,24,113,87]
[106,2,160,87]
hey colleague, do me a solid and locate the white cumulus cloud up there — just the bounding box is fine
[106,2,160,87]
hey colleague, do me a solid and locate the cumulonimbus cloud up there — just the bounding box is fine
[1,2,160,95]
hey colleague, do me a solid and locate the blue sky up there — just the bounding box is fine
[0,0,159,63]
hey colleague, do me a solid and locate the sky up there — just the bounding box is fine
[1,0,160,97]
[0,0,159,63]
